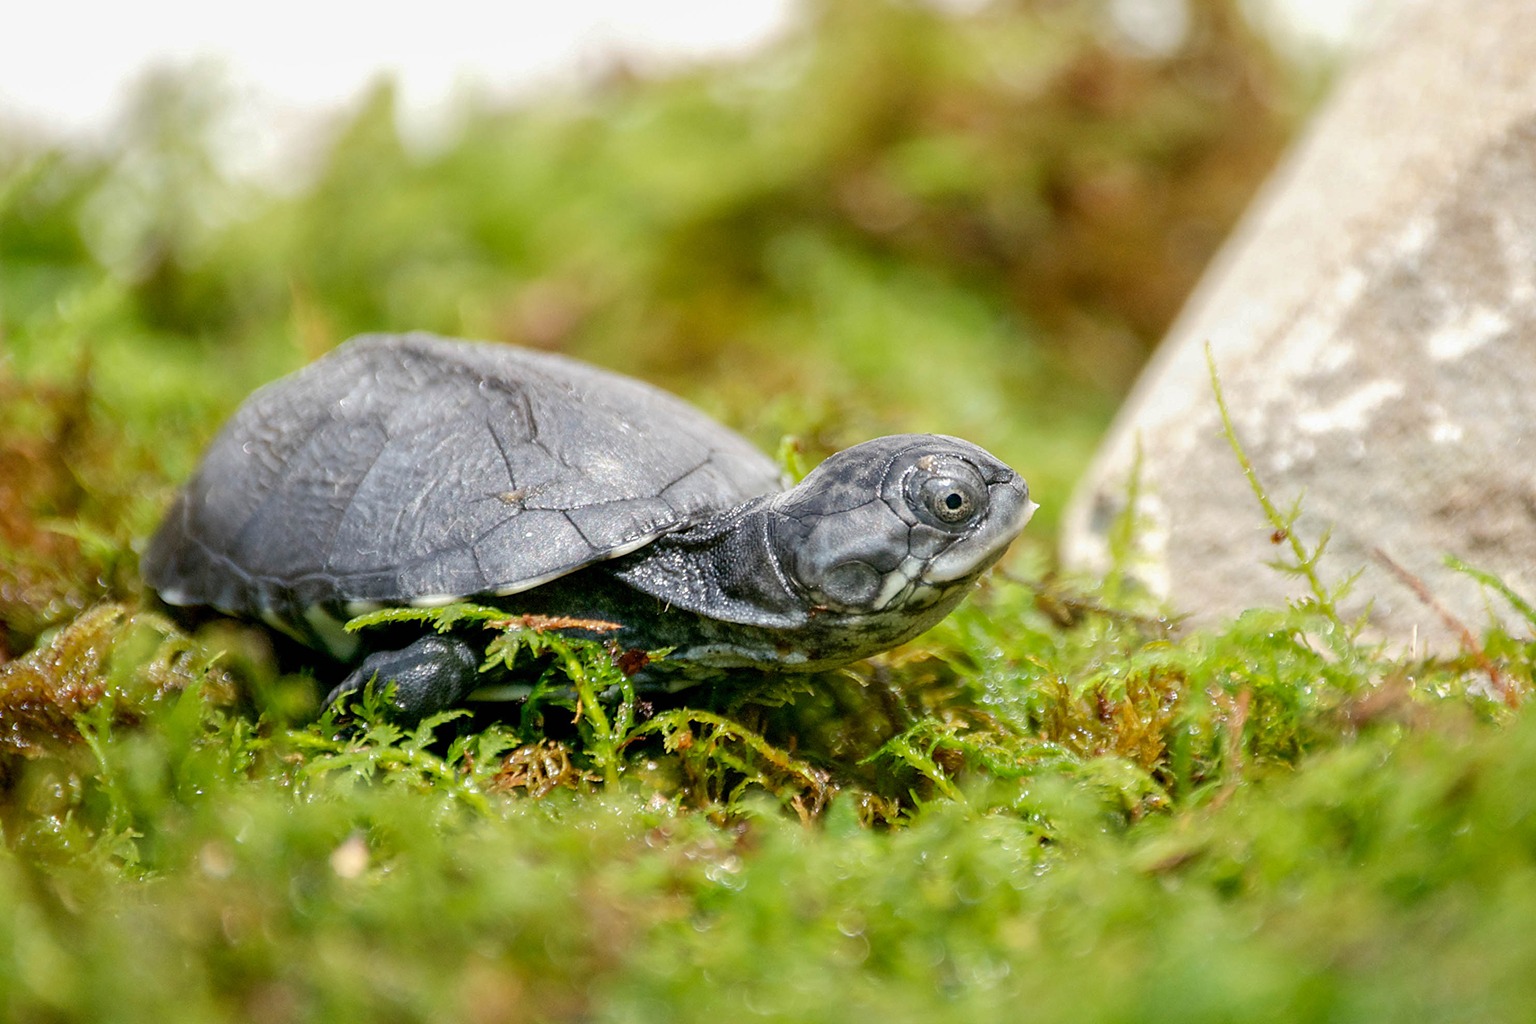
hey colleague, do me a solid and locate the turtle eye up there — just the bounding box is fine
[910,471,986,527]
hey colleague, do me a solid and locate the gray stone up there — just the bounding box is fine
[1060,0,1536,650]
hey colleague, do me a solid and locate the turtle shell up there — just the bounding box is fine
[143,333,783,621]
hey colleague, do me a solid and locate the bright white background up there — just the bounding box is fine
[1,0,1383,182]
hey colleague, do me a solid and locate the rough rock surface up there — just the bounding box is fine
[1061,0,1536,651]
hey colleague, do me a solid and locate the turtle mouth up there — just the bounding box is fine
[922,476,1035,584]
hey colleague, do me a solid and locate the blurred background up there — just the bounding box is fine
[0,0,1382,649]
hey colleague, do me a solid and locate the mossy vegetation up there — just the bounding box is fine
[4,1,1533,1020]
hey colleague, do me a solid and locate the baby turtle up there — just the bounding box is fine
[143,333,1035,718]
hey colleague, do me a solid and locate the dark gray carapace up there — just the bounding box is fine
[144,333,1035,719]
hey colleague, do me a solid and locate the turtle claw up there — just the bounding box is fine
[325,634,482,722]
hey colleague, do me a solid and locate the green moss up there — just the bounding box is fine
[0,604,233,759]
[8,2,1534,1020]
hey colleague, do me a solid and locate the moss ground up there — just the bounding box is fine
[5,3,1532,1021]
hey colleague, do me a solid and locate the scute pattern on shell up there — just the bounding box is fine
[143,333,784,616]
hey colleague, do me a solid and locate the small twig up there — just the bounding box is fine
[1226,687,1250,778]
[1371,546,1517,708]
[1207,686,1250,812]
[998,569,1177,634]
[489,613,622,633]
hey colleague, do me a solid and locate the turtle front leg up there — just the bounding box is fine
[325,633,482,722]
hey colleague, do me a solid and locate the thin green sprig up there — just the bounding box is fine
[1448,555,1536,631]
[482,619,639,786]
[633,708,834,818]
[1206,344,1365,667]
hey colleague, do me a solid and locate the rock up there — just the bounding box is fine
[1060,0,1536,651]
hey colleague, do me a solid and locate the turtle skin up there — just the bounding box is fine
[144,333,1035,719]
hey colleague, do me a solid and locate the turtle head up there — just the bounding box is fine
[769,434,1035,620]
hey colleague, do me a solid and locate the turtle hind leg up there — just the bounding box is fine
[325,633,481,722]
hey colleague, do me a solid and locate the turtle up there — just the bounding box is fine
[143,332,1035,719]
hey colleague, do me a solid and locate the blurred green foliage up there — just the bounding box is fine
[7,1,1534,1021]
[2,573,1533,1022]
[1,0,1301,544]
